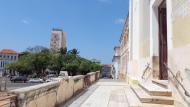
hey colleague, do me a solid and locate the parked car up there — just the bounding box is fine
[28,78,44,83]
[11,76,28,83]
[46,77,63,82]
[45,71,68,82]
[59,71,68,77]
[46,74,57,78]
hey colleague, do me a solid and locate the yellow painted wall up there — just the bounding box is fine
[173,15,190,47]
[172,0,190,48]
[167,1,190,104]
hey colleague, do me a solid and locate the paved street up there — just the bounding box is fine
[0,82,41,90]
[62,79,129,107]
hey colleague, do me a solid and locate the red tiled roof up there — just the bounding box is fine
[0,49,17,54]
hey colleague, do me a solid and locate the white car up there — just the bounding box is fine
[46,77,64,82]
[28,78,44,83]
[59,71,68,77]
[46,71,68,82]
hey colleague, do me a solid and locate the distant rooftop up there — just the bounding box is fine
[0,49,17,54]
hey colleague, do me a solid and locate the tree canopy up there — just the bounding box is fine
[6,46,101,77]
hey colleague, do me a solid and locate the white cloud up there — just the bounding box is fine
[114,18,125,24]
[21,19,30,24]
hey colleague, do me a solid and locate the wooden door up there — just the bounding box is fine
[159,2,168,80]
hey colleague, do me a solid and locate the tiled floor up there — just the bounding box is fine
[62,79,129,107]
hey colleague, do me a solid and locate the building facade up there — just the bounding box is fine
[0,49,18,76]
[112,47,120,79]
[119,17,129,80]
[112,17,129,80]
[50,28,66,51]
[127,0,190,106]
[101,64,112,78]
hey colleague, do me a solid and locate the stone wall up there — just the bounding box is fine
[87,72,96,85]
[10,71,100,107]
[168,44,190,106]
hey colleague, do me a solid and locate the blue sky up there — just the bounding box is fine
[0,0,129,64]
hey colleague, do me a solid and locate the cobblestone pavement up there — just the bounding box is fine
[61,79,129,107]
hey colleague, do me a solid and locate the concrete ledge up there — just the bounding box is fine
[87,72,96,76]
[9,72,100,107]
[73,75,85,80]
[10,81,60,94]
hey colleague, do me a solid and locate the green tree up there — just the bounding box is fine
[30,49,51,76]
[65,61,80,76]
[6,46,102,77]
[48,54,62,75]
[79,60,91,75]
[48,47,67,75]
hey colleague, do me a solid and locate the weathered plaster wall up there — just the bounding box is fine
[129,0,133,61]
[119,54,128,80]
[139,0,150,58]
[128,0,190,105]
[131,0,140,60]
[73,75,85,94]
[128,0,151,81]
[167,0,190,105]
[88,72,96,84]
[171,0,190,48]
[168,45,190,106]
[10,71,100,107]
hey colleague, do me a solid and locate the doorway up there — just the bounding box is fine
[158,0,168,80]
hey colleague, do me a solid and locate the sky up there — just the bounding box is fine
[0,0,129,64]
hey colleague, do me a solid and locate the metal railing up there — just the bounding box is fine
[164,63,190,97]
[141,63,152,79]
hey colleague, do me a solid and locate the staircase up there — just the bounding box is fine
[126,80,176,107]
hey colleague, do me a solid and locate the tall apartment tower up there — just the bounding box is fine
[50,28,66,51]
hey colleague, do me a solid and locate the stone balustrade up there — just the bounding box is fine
[9,71,100,107]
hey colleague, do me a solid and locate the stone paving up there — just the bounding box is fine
[62,79,129,107]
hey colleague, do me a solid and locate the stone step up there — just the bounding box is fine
[108,89,129,107]
[142,103,176,107]
[152,79,169,89]
[124,87,142,107]
[139,82,172,97]
[131,85,174,105]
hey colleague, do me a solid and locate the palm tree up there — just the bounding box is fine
[69,48,79,55]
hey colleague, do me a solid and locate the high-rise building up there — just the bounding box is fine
[50,28,66,51]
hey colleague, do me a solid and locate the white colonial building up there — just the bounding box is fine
[126,0,190,106]
[0,49,18,76]
[119,17,129,80]
[112,17,129,80]
[112,46,120,79]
